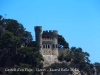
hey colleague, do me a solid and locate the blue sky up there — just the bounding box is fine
[0,0,100,63]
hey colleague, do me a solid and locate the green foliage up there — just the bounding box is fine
[4,19,33,47]
[0,15,43,75]
[57,46,95,74]
[9,63,35,75]
[0,49,8,67]
[0,30,20,49]
[58,53,64,61]
[16,47,43,67]
[9,63,40,75]
[94,62,100,74]
[8,47,43,75]
[58,35,69,48]
[5,19,25,36]
[64,53,72,62]
[0,15,5,25]
[44,63,70,75]
[70,47,90,63]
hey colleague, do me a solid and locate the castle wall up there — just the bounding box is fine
[34,26,59,67]
[42,49,52,55]
[58,48,70,56]
[42,39,58,56]
[43,55,58,67]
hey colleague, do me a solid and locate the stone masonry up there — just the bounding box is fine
[34,26,59,67]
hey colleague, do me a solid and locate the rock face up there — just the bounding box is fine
[43,55,58,67]
[70,68,81,75]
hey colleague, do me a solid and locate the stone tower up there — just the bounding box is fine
[34,26,59,66]
[34,26,42,51]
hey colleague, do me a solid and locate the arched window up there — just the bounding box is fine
[48,45,50,48]
[52,44,55,48]
[43,45,45,48]
[56,44,58,48]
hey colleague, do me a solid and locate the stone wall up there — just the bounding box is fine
[58,48,70,56]
[42,55,58,67]
[34,26,59,67]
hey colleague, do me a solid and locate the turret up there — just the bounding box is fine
[52,30,58,56]
[52,30,58,47]
[34,26,42,50]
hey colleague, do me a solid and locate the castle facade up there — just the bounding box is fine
[34,26,59,66]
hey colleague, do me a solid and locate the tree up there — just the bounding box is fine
[9,63,34,75]
[0,15,43,75]
[70,47,90,63]
[0,15,5,41]
[93,62,100,74]
[0,30,20,50]
[58,35,69,48]
[58,53,64,61]
[0,15,5,26]
[44,63,70,75]
[83,52,90,63]
[4,19,33,47]
[9,47,43,75]
[4,19,25,36]
[0,15,99,75]
[22,31,33,47]
[10,47,43,67]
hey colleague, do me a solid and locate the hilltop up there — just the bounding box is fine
[0,15,100,75]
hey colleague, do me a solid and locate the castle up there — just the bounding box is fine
[34,26,59,66]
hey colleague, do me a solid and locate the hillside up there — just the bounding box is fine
[0,15,100,75]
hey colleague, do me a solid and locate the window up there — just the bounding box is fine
[43,45,45,48]
[48,45,50,48]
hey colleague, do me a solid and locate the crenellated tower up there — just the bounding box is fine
[34,26,42,51]
[51,30,58,56]
[42,30,58,56]
[34,26,59,67]
[34,26,59,56]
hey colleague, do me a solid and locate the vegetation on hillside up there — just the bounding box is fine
[0,15,100,75]
[0,15,43,75]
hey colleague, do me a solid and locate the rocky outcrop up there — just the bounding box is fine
[42,55,58,67]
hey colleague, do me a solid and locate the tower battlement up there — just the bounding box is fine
[34,26,58,56]
[34,26,42,32]
[43,30,58,34]
[42,38,53,41]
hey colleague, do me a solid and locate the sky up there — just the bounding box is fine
[0,0,100,63]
